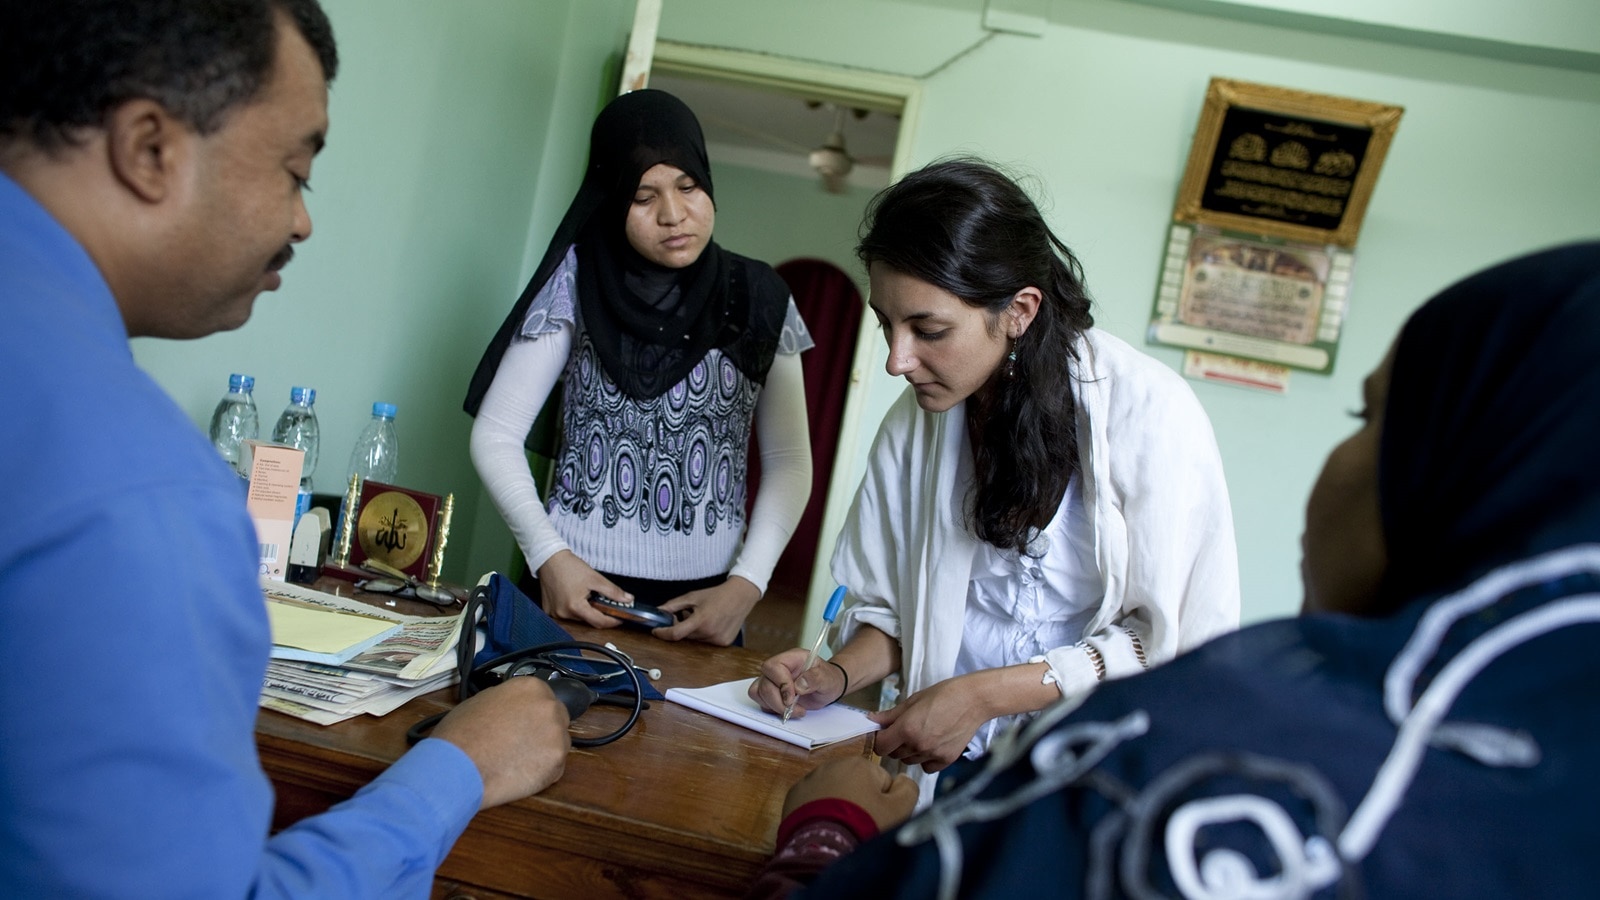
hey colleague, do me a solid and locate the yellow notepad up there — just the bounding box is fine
[266,600,402,665]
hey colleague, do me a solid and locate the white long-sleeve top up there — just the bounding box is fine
[470,249,813,593]
[831,327,1239,800]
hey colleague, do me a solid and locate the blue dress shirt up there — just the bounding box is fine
[0,173,482,898]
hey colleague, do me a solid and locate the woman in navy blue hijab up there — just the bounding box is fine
[1373,244,1600,607]
[753,242,1600,899]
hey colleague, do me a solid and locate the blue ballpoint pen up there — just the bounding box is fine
[782,585,848,725]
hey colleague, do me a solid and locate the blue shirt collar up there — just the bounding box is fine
[1,170,128,345]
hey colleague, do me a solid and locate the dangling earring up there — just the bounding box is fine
[1004,339,1018,380]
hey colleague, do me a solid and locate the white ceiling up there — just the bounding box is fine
[649,70,901,189]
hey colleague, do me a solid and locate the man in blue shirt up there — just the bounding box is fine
[0,2,570,896]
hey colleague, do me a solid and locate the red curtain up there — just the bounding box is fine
[747,258,864,599]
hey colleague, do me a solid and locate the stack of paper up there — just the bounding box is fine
[259,581,464,725]
[266,600,400,665]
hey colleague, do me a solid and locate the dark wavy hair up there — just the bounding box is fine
[0,0,338,152]
[858,158,1095,552]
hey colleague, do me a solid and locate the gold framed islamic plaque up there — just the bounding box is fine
[349,480,441,580]
[1174,78,1403,248]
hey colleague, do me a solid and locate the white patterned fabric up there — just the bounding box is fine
[470,248,813,592]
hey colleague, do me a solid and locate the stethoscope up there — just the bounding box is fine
[599,641,663,682]
[405,640,651,748]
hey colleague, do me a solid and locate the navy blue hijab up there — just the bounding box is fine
[1378,241,1600,610]
[782,243,1600,900]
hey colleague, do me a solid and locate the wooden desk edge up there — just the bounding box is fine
[256,618,866,899]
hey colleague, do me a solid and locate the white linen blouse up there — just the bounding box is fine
[831,327,1240,802]
[956,472,1104,753]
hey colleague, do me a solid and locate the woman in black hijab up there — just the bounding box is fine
[465,90,813,646]
[751,242,1600,898]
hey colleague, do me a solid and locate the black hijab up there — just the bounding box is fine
[464,89,789,413]
[1377,241,1600,609]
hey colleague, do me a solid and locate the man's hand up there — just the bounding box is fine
[430,677,571,810]
[783,757,918,833]
[536,550,627,629]
[652,576,760,645]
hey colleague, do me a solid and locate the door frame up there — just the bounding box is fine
[649,39,922,642]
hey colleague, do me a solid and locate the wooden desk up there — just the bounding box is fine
[256,596,860,899]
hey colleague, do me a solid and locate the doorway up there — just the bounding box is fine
[648,41,921,653]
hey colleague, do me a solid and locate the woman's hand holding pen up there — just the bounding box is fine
[749,648,847,718]
[755,624,899,719]
[536,550,631,628]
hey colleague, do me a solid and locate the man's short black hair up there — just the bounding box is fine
[0,0,338,152]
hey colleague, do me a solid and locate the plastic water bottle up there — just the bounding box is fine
[270,386,320,524]
[206,373,258,479]
[348,402,400,485]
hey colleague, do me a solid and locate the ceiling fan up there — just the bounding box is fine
[808,105,855,194]
[690,94,890,194]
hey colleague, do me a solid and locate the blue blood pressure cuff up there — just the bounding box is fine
[462,573,663,701]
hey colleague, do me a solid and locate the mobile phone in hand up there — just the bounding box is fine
[588,592,674,629]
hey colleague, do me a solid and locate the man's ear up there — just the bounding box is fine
[1008,286,1043,338]
[104,99,191,204]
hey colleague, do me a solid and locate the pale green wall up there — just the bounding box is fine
[711,164,874,291]
[660,0,1600,623]
[1130,0,1600,64]
[131,0,633,583]
[125,0,1600,618]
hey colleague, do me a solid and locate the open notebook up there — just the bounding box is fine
[665,677,880,750]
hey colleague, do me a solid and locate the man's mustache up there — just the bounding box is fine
[268,245,294,272]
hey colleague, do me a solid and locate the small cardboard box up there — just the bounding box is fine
[243,440,305,581]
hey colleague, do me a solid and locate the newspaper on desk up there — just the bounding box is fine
[260,579,463,725]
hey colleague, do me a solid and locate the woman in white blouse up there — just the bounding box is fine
[751,159,1239,800]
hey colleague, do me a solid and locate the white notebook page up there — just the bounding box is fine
[665,677,880,750]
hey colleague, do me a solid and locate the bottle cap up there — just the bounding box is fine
[229,374,254,392]
[372,402,398,419]
[290,386,316,406]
